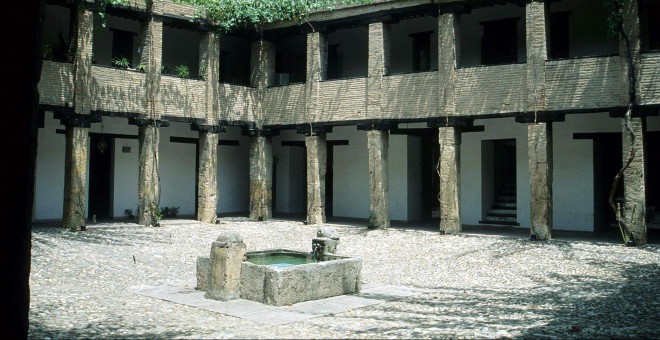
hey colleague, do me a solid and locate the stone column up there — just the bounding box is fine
[205,233,246,301]
[138,123,160,226]
[622,118,647,245]
[438,127,461,234]
[139,15,163,118]
[250,40,275,125]
[367,129,390,229]
[72,6,94,115]
[526,0,548,112]
[306,32,327,122]
[249,135,273,220]
[197,130,219,224]
[525,1,552,240]
[62,4,94,231]
[528,122,553,240]
[62,125,89,231]
[438,11,459,115]
[200,31,220,121]
[306,133,327,225]
[367,21,390,118]
[619,0,647,246]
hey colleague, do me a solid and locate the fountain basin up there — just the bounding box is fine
[197,248,362,306]
[240,249,362,306]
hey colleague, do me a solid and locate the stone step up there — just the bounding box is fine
[488,209,516,216]
[493,203,517,210]
[495,196,517,203]
[479,218,520,226]
[484,215,518,223]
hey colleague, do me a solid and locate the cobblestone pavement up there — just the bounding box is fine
[29,218,660,339]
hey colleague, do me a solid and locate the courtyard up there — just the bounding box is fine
[29,218,660,339]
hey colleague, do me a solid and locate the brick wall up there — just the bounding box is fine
[545,56,625,110]
[161,76,206,119]
[317,78,368,122]
[455,64,527,114]
[220,84,256,123]
[39,61,74,107]
[382,72,439,118]
[90,66,146,113]
[639,53,660,105]
[262,84,307,125]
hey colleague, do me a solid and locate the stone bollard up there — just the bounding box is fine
[205,232,246,301]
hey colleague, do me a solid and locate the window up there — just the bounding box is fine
[641,3,660,51]
[410,31,432,72]
[327,44,341,79]
[110,28,136,65]
[549,12,570,59]
[481,18,518,65]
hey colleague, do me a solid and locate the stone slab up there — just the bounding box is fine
[132,282,429,325]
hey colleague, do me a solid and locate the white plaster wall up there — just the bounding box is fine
[459,3,526,67]
[88,116,139,218]
[112,137,139,217]
[553,112,622,231]
[462,113,626,232]
[332,126,369,218]
[407,136,423,220]
[389,134,408,221]
[389,16,438,74]
[34,112,66,220]
[217,127,250,214]
[461,117,530,228]
[272,130,305,214]
[159,122,197,216]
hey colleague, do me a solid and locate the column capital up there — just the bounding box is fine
[54,111,100,128]
[242,127,279,138]
[128,118,169,127]
[297,124,332,136]
[191,122,225,133]
[427,116,473,128]
[515,112,565,123]
[357,120,396,131]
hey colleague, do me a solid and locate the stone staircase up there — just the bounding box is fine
[481,182,518,226]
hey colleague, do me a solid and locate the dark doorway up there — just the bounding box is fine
[326,145,334,218]
[325,140,348,218]
[481,139,518,225]
[421,133,440,219]
[481,18,519,65]
[327,44,342,80]
[592,134,623,232]
[646,131,659,226]
[88,134,114,220]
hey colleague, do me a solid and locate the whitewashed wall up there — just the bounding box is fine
[332,126,369,218]
[461,117,531,229]
[217,127,250,214]
[34,112,66,220]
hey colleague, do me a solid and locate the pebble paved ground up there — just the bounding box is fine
[29,217,660,339]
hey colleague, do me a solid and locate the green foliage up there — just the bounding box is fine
[124,208,135,219]
[603,0,623,39]
[160,206,180,218]
[173,0,373,32]
[111,56,130,69]
[175,64,190,78]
